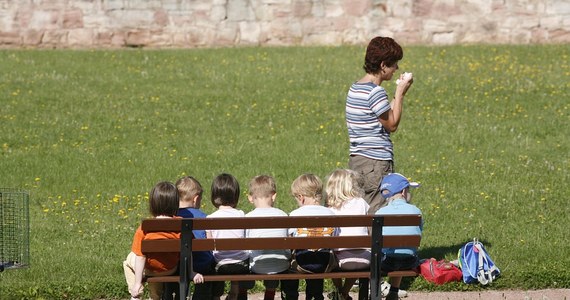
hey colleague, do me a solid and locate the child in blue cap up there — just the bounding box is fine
[375,173,422,300]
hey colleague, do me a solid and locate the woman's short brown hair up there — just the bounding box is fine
[363,36,403,74]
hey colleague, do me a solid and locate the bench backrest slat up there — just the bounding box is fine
[381,215,422,226]
[142,218,182,232]
[142,239,180,253]
[140,235,420,252]
[191,215,372,229]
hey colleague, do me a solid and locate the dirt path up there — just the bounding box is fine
[248,289,570,299]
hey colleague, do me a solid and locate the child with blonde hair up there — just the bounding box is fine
[285,173,338,300]
[176,176,219,300]
[326,169,370,300]
[242,175,290,300]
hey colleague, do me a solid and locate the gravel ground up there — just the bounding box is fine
[247,289,570,300]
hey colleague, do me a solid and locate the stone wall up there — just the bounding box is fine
[0,0,568,48]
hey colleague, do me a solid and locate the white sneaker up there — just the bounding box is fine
[380,281,408,298]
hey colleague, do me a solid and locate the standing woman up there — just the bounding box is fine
[346,36,414,214]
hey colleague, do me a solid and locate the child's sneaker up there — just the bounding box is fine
[380,281,407,298]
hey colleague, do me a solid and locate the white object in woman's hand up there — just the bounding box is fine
[396,72,413,84]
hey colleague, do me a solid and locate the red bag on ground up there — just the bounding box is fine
[420,258,463,285]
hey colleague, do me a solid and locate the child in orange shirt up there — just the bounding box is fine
[123,181,204,300]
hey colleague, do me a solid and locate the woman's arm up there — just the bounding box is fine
[379,75,413,132]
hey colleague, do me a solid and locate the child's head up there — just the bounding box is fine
[380,172,420,203]
[248,175,277,208]
[325,169,364,209]
[175,176,203,209]
[291,173,323,206]
[149,181,180,217]
[211,173,240,208]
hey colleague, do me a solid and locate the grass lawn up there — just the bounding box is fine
[0,44,568,299]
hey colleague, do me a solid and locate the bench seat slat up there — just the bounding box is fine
[188,235,420,251]
[144,270,418,283]
[192,236,371,251]
[200,272,372,281]
[145,275,180,283]
[191,215,373,229]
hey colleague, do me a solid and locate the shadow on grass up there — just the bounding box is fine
[418,239,493,260]
[398,239,493,290]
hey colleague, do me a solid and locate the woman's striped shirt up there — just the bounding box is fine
[345,81,393,161]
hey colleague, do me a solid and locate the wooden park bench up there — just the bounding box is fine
[141,214,422,300]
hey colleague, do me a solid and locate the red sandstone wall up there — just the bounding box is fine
[0,0,568,48]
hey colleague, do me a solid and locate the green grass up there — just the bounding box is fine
[0,44,569,299]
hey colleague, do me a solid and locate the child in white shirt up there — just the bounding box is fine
[206,173,249,300]
[284,173,338,300]
[243,175,290,300]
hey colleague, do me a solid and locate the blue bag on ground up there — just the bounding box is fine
[458,238,500,285]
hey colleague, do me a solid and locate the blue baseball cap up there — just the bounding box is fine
[379,173,420,199]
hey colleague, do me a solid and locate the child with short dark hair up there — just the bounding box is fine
[123,181,203,300]
[207,173,249,300]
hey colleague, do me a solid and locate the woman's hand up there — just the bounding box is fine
[396,72,414,96]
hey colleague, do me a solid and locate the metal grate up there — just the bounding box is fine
[0,188,30,271]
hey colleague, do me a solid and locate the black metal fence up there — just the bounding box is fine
[0,188,30,271]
